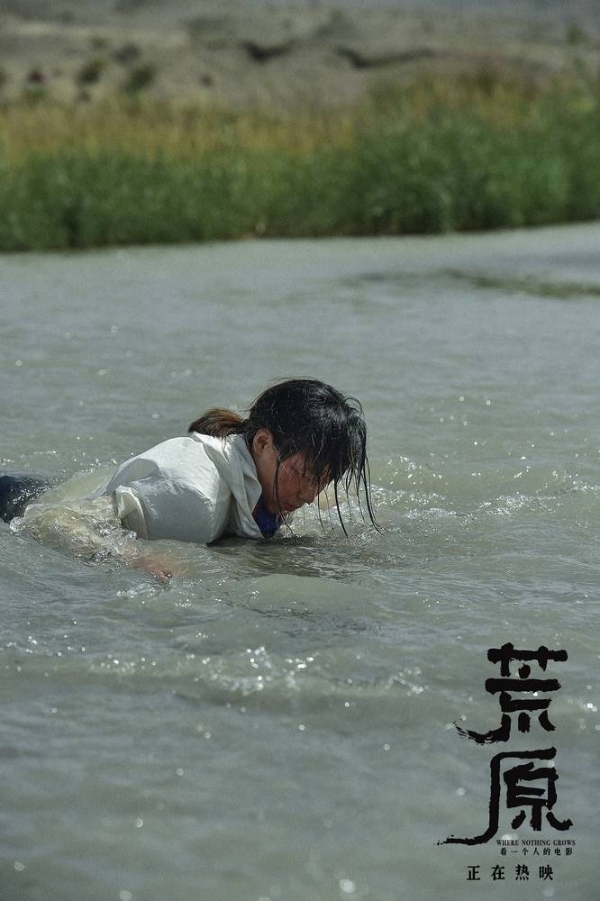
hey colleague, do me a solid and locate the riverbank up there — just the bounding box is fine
[1,71,599,251]
[1,0,599,112]
[1,1,599,250]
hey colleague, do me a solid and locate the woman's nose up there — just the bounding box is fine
[296,480,316,504]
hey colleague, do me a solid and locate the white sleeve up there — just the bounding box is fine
[113,473,229,544]
[106,440,232,544]
[112,486,149,539]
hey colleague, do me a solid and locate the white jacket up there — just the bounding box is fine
[104,433,266,544]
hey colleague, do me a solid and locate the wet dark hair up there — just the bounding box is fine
[189,378,376,532]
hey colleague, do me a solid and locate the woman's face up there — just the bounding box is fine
[251,429,326,515]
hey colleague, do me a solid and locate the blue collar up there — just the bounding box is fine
[252,495,282,538]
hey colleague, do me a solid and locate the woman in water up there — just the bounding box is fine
[1,379,376,575]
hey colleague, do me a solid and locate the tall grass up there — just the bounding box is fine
[0,72,599,251]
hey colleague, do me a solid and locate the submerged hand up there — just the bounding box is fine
[129,550,183,582]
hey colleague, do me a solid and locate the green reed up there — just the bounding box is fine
[0,74,598,251]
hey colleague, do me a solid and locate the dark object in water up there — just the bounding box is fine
[0,474,55,524]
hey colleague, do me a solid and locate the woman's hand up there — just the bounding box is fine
[129,550,183,582]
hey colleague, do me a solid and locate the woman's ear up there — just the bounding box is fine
[252,428,274,457]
